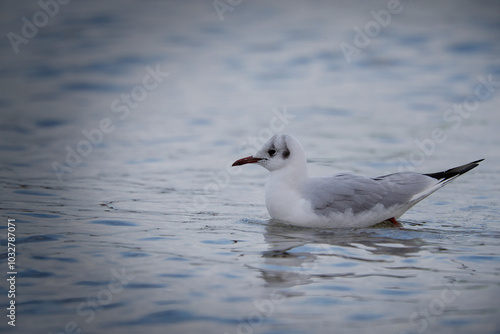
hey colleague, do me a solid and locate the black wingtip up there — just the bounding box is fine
[425,159,484,181]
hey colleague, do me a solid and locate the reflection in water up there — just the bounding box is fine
[259,222,428,287]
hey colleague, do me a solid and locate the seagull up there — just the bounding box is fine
[232,133,483,228]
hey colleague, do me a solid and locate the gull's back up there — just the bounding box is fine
[305,172,438,218]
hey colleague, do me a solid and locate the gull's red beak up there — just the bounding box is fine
[232,156,263,166]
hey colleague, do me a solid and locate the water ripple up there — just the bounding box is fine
[89,220,138,226]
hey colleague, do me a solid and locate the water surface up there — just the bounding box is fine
[0,1,499,333]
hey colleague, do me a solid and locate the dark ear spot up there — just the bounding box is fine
[282,148,290,159]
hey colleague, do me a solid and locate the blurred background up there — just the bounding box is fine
[0,1,499,333]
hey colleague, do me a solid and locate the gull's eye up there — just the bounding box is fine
[268,148,277,157]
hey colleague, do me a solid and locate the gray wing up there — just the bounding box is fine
[306,172,436,215]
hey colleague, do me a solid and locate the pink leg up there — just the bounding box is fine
[389,217,402,227]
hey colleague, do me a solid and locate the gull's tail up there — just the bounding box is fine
[424,159,484,185]
[407,159,484,205]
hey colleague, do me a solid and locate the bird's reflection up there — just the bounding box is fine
[258,220,429,288]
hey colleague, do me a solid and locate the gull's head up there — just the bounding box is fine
[232,134,306,172]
